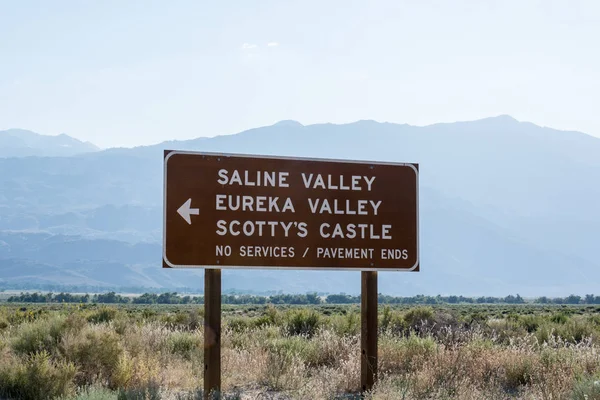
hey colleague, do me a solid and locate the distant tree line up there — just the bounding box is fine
[535,294,600,305]
[6,291,600,305]
[0,284,208,295]
[0,283,292,296]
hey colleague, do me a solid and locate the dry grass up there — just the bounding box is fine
[1,304,600,399]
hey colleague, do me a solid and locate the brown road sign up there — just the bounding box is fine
[163,151,419,271]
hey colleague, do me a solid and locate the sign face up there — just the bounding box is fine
[163,151,419,271]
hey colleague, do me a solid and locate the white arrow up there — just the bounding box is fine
[177,198,199,225]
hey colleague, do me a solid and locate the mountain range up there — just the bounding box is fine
[0,129,99,157]
[1,116,599,296]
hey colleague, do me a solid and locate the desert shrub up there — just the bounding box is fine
[115,353,160,390]
[62,386,117,400]
[502,353,536,391]
[253,305,282,328]
[266,335,307,357]
[62,326,123,387]
[551,312,570,324]
[186,309,203,330]
[262,340,304,390]
[174,388,242,400]
[588,315,600,327]
[571,377,600,400]
[141,308,157,320]
[117,381,160,400]
[0,334,7,352]
[535,322,554,345]
[465,311,488,325]
[110,318,130,336]
[379,333,437,374]
[169,331,203,360]
[403,307,434,332]
[519,315,542,333]
[161,312,186,328]
[251,315,273,329]
[5,307,48,326]
[0,316,9,330]
[109,352,137,390]
[488,318,528,344]
[284,308,321,336]
[380,306,406,334]
[330,310,361,336]
[264,333,349,382]
[65,312,88,333]
[162,309,203,331]
[306,329,352,367]
[7,302,600,398]
[121,323,172,358]
[87,307,119,324]
[380,305,392,331]
[227,316,252,333]
[12,315,67,356]
[271,329,356,368]
[0,351,77,400]
[554,318,596,343]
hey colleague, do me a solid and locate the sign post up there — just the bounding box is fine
[204,268,221,399]
[163,151,419,397]
[361,271,378,392]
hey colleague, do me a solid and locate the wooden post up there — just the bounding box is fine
[204,268,221,399]
[361,271,378,393]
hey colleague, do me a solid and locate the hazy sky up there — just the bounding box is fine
[2,0,599,148]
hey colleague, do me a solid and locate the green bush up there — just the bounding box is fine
[503,355,535,391]
[117,382,161,400]
[111,318,130,336]
[550,312,569,324]
[0,334,6,352]
[466,311,487,325]
[65,313,88,333]
[265,332,345,369]
[174,388,242,400]
[227,316,251,333]
[163,308,203,331]
[263,339,299,390]
[379,333,437,374]
[12,315,67,356]
[266,336,307,357]
[169,331,203,360]
[87,307,119,324]
[534,322,554,345]
[62,387,117,400]
[110,352,135,389]
[284,308,321,336]
[554,318,595,343]
[187,309,203,330]
[0,351,77,400]
[588,315,600,326]
[519,315,541,333]
[380,306,406,334]
[571,378,600,400]
[330,310,360,336]
[141,308,157,320]
[380,305,392,331]
[403,306,434,331]
[62,327,123,387]
[253,305,282,328]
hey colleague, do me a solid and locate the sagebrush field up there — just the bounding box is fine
[2,303,600,399]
